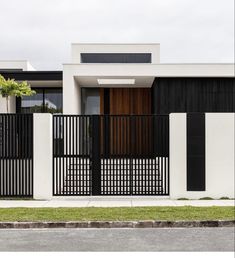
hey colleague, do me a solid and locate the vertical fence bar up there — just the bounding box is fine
[91,115,101,195]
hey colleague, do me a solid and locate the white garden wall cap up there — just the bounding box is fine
[63,63,235,66]
[71,43,161,45]
[63,63,154,66]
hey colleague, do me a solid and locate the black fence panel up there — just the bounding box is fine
[0,114,33,197]
[53,115,92,196]
[100,115,169,195]
[53,115,169,196]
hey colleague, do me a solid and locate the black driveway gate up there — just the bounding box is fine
[53,115,169,196]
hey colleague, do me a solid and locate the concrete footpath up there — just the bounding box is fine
[0,197,234,208]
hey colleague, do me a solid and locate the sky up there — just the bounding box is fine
[0,0,234,70]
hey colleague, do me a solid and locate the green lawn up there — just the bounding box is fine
[0,206,234,222]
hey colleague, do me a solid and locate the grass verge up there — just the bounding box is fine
[0,206,234,222]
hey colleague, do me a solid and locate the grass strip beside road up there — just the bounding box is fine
[0,206,234,222]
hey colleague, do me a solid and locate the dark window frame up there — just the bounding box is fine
[80,53,152,63]
[16,87,63,114]
[81,88,100,115]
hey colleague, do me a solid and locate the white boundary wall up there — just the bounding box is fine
[33,113,53,199]
[170,113,235,199]
[206,113,235,199]
[32,112,234,199]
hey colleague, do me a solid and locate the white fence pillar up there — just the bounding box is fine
[33,113,53,199]
[206,113,235,199]
[170,112,235,199]
[169,113,187,199]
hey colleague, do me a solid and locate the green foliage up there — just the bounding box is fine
[220,197,230,200]
[177,198,189,200]
[0,74,35,98]
[0,74,35,112]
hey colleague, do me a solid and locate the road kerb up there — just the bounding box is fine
[0,220,234,229]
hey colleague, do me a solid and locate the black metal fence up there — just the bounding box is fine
[53,115,169,196]
[0,114,33,197]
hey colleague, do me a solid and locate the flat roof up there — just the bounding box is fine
[0,71,62,81]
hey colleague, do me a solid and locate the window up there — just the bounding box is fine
[17,88,62,114]
[80,53,151,63]
[81,88,100,114]
[44,89,63,113]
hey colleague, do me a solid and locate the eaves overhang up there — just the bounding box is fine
[63,63,235,88]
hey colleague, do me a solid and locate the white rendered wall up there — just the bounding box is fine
[205,113,235,199]
[170,113,235,199]
[0,60,35,71]
[71,43,160,64]
[63,63,235,78]
[63,65,81,114]
[33,113,53,199]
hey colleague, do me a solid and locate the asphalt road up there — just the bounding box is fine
[0,228,234,251]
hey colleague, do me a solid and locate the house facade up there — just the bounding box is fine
[0,43,234,199]
[1,43,234,115]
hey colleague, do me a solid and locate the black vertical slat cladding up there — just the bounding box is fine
[91,115,101,195]
[75,116,78,195]
[55,116,58,195]
[65,116,68,194]
[72,117,75,194]
[69,116,71,195]
[78,117,81,195]
[152,78,235,114]
[81,116,84,194]
[187,113,205,191]
[52,116,55,195]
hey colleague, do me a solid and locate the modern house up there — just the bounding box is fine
[0,43,234,199]
[1,43,234,115]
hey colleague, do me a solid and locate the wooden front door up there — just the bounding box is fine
[100,88,152,157]
[110,88,151,115]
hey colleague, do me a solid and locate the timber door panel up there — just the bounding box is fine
[107,88,152,157]
[109,88,151,115]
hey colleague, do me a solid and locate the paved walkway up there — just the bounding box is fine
[0,198,234,208]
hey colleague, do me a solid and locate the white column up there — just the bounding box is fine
[0,96,16,113]
[63,66,81,114]
[33,113,53,199]
[206,113,235,199]
[169,113,187,199]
